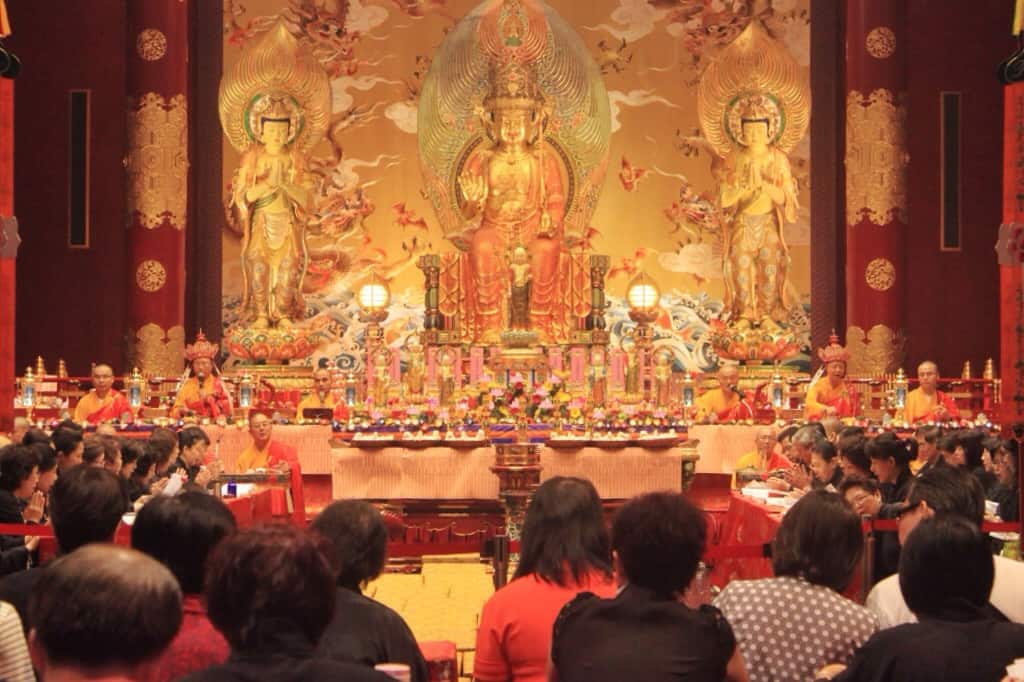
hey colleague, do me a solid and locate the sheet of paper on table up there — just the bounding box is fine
[220,483,255,497]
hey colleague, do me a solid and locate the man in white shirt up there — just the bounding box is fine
[865,465,1024,627]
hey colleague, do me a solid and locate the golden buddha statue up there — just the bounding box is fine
[403,334,425,400]
[456,61,565,344]
[227,96,311,330]
[697,22,809,333]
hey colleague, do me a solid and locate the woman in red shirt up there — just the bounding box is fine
[473,477,616,682]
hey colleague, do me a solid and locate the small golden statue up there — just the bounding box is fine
[621,335,641,401]
[589,346,607,407]
[653,349,673,408]
[697,22,809,332]
[438,347,457,406]
[403,334,426,401]
[219,22,330,331]
[507,245,532,331]
[371,348,392,407]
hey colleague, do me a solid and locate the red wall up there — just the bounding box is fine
[5,0,128,375]
[904,0,1014,375]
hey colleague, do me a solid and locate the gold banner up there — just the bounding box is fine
[845,89,908,227]
[845,324,906,375]
[129,323,185,377]
[126,93,188,229]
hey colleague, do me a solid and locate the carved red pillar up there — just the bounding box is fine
[125,0,188,377]
[0,79,16,433]
[998,84,1024,423]
[844,1,908,374]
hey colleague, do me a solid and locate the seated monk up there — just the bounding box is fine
[694,364,746,422]
[804,333,856,420]
[295,368,349,420]
[903,361,960,423]
[172,332,233,420]
[733,425,793,487]
[235,412,304,525]
[73,364,131,424]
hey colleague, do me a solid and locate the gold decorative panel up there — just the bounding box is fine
[865,27,896,59]
[136,29,167,61]
[864,257,895,291]
[135,259,167,292]
[845,324,906,375]
[846,89,908,227]
[126,93,188,229]
[130,323,185,377]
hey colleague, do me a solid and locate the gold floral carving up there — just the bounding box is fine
[846,89,908,227]
[865,27,896,59]
[864,257,895,291]
[126,93,188,229]
[130,323,186,377]
[135,259,167,292]
[845,324,906,376]
[136,29,167,61]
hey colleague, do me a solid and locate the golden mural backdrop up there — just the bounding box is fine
[845,88,908,227]
[127,93,188,229]
[220,0,812,371]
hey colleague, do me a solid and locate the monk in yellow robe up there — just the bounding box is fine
[733,426,793,487]
[804,333,855,420]
[295,368,349,420]
[235,412,304,525]
[73,364,131,424]
[903,361,960,423]
[695,364,743,422]
[172,333,233,419]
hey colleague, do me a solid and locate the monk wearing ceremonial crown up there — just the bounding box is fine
[172,332,233,420]
[457,60,565,344]
[804,332,856,420]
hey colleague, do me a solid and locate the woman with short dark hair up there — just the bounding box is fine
[829,516,1024,682]
[715,490,877,681]
[474,477,615,682]
[551,492,746,682]
[867,432,914,512]
[810,440,843,490]
[181,524,387,682]
[989,439,1019,522]
[312,501,427,681]
[0,445,40,575]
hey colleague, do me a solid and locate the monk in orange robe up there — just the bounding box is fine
[236,412,304,525]
[295,368,349,420]
[804,333,856,420]
[695,364,745,422]
[172,333,233,419]
[73,364,131,424]
[903,361,960,423]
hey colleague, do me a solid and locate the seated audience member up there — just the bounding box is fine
[776,424,799,461]
[28,545,182,681]
[733,426,792,487]
[937,432,961,466]
[128,451,155,502]
[96,434,123,475]
[959,428,997,494]
[81,438,105,467]
[0,600,32,682]
[312,500,428,682]
[119,438,143,481]
[235,413,304,524]
[714,490,877,681]
[171,426,219,490]
[840,477,898,582]
[902,360,959,424]
[146,427,179,495]
[30,443,58,524]
[51,426,84,473]
[810,440,843,490]
[551,492,746,682]
[866,432,914,515]
[0,446,40,575]
[0,466,129,631]
[181,525,389,682]
[836,431,872,480]
[912,425,942,476]
[828,517,1024,682]
[474,477,616,682]
[767,424,819,492]
[865,465,1024,627]
[19,429,49,447]
[989,439,1020,522]
[132,493,236,681]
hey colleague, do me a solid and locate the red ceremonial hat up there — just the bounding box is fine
[184,331,219,362]
[817,330,849,364]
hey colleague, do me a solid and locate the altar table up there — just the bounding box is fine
[331,445,688,500]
